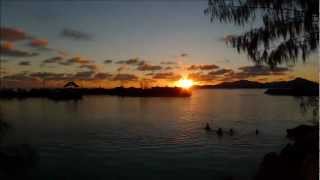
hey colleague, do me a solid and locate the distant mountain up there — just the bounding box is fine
[264,78,318,89]
[211,80,265,89]
[264,78,319,96]
[195,78,319,96]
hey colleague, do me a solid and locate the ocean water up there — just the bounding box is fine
[0,89,313,180]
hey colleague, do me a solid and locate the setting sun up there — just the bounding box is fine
[177,79,194,89]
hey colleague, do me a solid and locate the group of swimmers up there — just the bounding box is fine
[204,123,259,136]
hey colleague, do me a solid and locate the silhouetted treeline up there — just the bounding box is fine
[0,87,191,101]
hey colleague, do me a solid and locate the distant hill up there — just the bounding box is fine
[210,80,265,89]
[264,78,319,96]
[195,78,319,96]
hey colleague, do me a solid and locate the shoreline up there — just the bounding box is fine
[254,125,318,180]
[0,87,192,101]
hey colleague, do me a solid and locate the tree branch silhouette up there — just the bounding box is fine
[205,0,319,68]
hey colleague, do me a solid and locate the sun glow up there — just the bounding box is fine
[177,79,194,89]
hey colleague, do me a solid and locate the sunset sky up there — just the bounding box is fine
[0,1,318,88]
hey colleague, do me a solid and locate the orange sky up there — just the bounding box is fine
[0,1,318,89]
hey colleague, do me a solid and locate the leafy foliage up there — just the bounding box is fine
[205,0,319,68]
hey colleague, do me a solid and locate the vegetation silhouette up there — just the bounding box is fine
[205,0,318,68]
[0,87,191,101]
[205,1,318,179]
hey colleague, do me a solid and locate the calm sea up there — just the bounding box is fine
[0,89,313,180]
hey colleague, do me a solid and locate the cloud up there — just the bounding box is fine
[137,64,162,71]
[60,57,91,66]
[113,74,138,81]
[4,71,114,86]
[30,71,111,81]
[187,64,219,71]
[117,65,129,72]
[208,68,233,76]
[61,28,92,40]
[0,27,28,41]
[188,72,217,82]
[73,71,95,80]
[3,72,36,81]
[104,59,113,64]
[42,56,63,64]
[238,65,291,76]
[30,72,68,80]
[220,65,291,82]
[180,53,188,57]
[160,61,177,65]
[29,39,48,47]
[0,41,39,57]
[93,72,112,80]
[79,64,97,71]
[164,66,173,70]
[116,58,145,66]
[152,72,181,81]
[18,61,31,66]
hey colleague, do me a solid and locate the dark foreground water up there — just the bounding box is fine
[0,89,313,180]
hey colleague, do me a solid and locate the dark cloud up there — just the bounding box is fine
[164,66,173,70]
[79,64,97,71]
[116,58,145,66]
[180,53,188,57]
[0,27,28,41]
[187,64,219,71]
[29,71,111,81]
[4,71,114,85]
[42,56,63,64]
[18,61,31,66]
[145,72,154,76]
[30,72,68,80]
[152,72,181,81]
[257,77,268,82]
[3,72,36,81]
[188,72,217,82]
[269,67,292,75]
[113,74,138,81]
[117,66,129,72]
[160,61,177,65]
[60,57,91,66]
[104,59,113,64]
[0,42,39,57]
[238,65,291,76]
[29,39,48,48]
[220,65,291,82]
[61,28,92,40]
[73,71,95,80]
[208,68,233,76]
[93,72,112,80]
[137,64,162,71]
